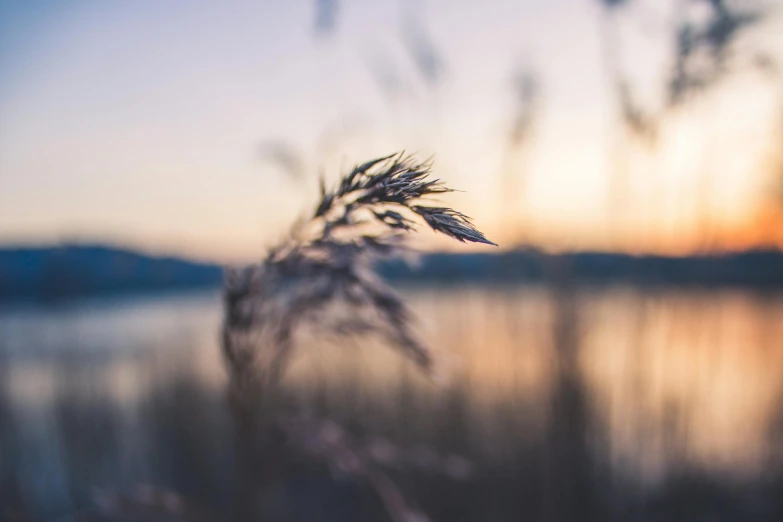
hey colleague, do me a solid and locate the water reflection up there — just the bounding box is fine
[1,286,782,520]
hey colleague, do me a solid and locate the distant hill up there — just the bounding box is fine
[380,249,783,288]
[0,245,223,301]
[1,244,782,302]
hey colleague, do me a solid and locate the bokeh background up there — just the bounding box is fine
[1,1,783,521]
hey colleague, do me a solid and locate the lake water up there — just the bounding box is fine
[1,286,782,521]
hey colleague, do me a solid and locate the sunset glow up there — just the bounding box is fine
[1,0,782,262]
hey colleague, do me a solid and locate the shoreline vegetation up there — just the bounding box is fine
[1,244,782,301]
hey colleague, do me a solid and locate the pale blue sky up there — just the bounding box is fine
[0,0,779,261]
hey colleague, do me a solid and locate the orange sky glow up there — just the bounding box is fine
[1,0,782,263]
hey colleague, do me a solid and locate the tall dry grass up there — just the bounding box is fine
[220,153,495,522]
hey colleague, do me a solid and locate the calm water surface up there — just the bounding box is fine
[1,286,782,520]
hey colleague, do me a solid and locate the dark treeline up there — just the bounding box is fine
[0,245,222,301]
[381,248,783,288]
[1,245,783,301]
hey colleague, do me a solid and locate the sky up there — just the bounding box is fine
[0,0,781,262]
